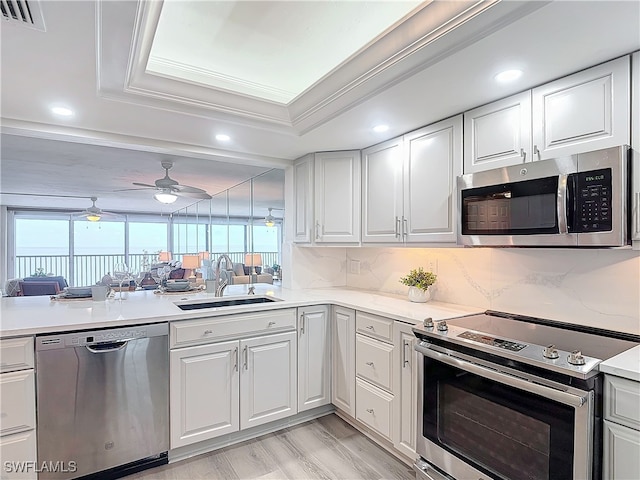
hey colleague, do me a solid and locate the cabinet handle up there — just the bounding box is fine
[403,340,410,368]
[366,408,374,414]
[234,347,238,372]
[365,361,374,367]
[635,192,640,234]
[520,148,526,162]
[243,345,248,370]
[533,145,541,161]
[267,321,276,327]
[203,329,213,335]
[395,216,401,238]
[316,221,321,240]
[366,325,374,330]
[300,314,305,334]
[402,217,408,239]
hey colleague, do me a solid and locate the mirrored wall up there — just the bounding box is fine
[171,168,285,284]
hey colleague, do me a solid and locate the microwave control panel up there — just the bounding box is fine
[572,168,612,233]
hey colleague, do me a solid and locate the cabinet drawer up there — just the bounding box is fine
[0,430,37,479]
[0,337,34,373]
[171,309,296,348]
[605,375,640,429]
[356,334,393,392]
[0,370,35,436]
[356,378,393,441]
[356,312,393,342]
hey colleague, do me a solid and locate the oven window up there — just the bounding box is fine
[423,360,575,480]
[461,176,559,235]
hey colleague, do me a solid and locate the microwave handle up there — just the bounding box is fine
[557,174,569,234]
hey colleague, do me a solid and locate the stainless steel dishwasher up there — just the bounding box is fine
[35,323,169,480]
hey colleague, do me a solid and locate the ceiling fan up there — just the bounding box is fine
[74,197,120,222]
[120,160,212,204]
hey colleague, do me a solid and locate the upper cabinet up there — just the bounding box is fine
[293,151,361,244]
[632,51,640,245]
[363,115,462,244]
[464,56,631,173]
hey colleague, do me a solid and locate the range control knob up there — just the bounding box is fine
[437,320,448,332]
[543,344,559,359]
[568,350,586,366]
[423,317,434,329]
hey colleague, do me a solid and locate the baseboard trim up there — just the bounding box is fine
[169,404,335,463]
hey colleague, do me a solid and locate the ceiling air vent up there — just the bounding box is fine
[1,0,45,31]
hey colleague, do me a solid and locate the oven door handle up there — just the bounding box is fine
[415,343,588,408]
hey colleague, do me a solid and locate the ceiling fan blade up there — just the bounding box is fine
[173,184,208,194]
[114,187,154,192]
[132,182,157,188]
[174,190,212,200]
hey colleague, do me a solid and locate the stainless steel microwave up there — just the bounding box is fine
[457,145,630,247]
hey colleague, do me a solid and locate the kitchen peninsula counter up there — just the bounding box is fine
[0,285,482,338]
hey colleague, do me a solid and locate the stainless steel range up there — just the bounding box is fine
[412,310,639,480]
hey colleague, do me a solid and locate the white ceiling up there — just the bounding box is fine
[1,0,639,215]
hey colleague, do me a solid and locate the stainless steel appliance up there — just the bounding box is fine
[412,311,639,480]
[457,145,631,247]
[36,323,169,480]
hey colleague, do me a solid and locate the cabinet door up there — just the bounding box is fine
[240,331,297,429]
[603,420,640,480]
[362,138,404,243]
[532,56,630,160]
[0,430,37,480]
[314,151,361,243]
[463,91,532,173]
[632,51,640,243]
[294,154,314,243]
[0,370,35,436]
[403,115,463,243]
[332,306,356,417]
[392,322,418,460]
[298,306,331,412]
[170,341,239,448]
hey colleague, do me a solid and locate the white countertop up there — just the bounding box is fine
[0,285,482,338]
[600,345,640,382]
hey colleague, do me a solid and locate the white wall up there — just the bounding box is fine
[287,244,640,335]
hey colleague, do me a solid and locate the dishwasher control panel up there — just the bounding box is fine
[36,323,168,351]
[71,328,148,346]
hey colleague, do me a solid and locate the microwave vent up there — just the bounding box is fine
[1,0,45,31]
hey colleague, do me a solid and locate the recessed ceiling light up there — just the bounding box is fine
[51,106,74,116]
[373,124,389,133]
[494,69,523,83]
[216,134,230,142]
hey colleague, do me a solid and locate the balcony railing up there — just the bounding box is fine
[15,252,281,287]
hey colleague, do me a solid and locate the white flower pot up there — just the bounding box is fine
[408,286,431,303]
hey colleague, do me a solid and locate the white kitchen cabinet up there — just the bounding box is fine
[532,56,630,160]
[631,51,639,245]
[332,306,356,417]
[293,154,314,243]
[0,337,36,480]
[392,322,418,460]
[314,151,361,243]
[463,91,532,173]
[298,305,331,412]
[170,340,240,448]
[362,115,462,244]
[240,331,297,429]
[293,150,361,244]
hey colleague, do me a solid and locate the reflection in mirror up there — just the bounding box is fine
[171,168,284,286]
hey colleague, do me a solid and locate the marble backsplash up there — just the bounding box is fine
[288,244,640,335]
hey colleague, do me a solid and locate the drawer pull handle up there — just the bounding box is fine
[366,408,374,414]
[243,345,248,370]
[365,361,374,367]
[234,347,238,372]
[203,329,213,335]
[366,325,374,330]
[268,321,276,327]
[300,314,305,334]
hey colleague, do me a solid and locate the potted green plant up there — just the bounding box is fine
[399,267,437,303]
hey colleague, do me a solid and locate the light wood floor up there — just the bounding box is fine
[126,414,415,480]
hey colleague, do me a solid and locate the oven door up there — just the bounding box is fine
[415,342,594,480]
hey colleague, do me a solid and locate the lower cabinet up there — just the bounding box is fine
[0,430,38,480]
[392,322,418,460]
[298,306,331,412]
[332,306,356,416]
[170,331,297,448]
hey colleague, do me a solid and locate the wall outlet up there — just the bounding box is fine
[349,259,361,275]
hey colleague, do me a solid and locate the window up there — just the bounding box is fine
[15,217,70,279]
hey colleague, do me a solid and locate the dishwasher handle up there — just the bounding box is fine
[85,341,128,353]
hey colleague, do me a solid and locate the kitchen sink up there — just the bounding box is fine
[176,296,281,310]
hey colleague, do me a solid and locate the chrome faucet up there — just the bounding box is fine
[213,254,234,297]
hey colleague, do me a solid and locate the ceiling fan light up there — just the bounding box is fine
[86,214,101,222]
[154,192,178,204]
[264,208,276,227]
